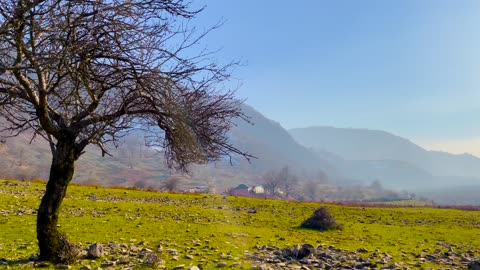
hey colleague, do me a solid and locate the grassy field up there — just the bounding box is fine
[0,179,479,269]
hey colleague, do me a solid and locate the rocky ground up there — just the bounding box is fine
[249,243,480,270]
[1,240,480,269]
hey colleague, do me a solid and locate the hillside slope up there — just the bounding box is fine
[228,105,337,177]
[0,105,338,191]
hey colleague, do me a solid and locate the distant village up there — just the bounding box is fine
[186,183,268,197]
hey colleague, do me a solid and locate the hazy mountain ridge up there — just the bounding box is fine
[229,105,337,177]
[289,126,480,189]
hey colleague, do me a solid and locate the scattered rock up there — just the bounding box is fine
[297,244,314,259]
[36,262,49,268]
[100,261,115,267]
[469,260,480,270]
[166,248,178,255]
[87,243,104,259]
[143,253,163,266]
[217,261,227,267]
[357,248,368,253]
[246,243,473,270]
[107,242,119,249]
[55,264,71,269]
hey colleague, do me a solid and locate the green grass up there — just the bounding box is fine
[1,179,479,269]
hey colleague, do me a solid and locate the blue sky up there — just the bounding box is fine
[192,1,480,155]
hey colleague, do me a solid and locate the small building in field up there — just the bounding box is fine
[251,185,265,194]
[231,184,250,196]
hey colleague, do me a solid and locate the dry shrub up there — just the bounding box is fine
[301,207,342,231]
[58,233,81,264]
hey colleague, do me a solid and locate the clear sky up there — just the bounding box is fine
[192,0,480,156]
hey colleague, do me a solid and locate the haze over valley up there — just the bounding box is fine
[2,104,479,205]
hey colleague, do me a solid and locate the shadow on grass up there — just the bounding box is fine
[292,225,343,232]
[0,258,51,268]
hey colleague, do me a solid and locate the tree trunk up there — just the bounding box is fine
[37,141,76,262]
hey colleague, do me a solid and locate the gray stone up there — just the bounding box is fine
[143,253,163,266]
[117,259,129,265]
[166,248,178,255]
[87,243,104,259]
[100,261,115,267]
[297,244,314,260]
[55,264,71,269]
[469,261,480,270]
[107,242,119,249]
[217,261,227,267]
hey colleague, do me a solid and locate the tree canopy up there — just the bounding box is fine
[0,0,250,169]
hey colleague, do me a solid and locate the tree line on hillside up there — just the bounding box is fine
[225,166,416,203]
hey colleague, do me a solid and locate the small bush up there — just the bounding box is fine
[58,233,81,264]
[300,207,342,231]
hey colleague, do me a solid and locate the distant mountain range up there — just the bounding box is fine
[1,105,480,204]
[289,126,480,190]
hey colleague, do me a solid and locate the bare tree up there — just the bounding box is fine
[262,170,281,197]
[302,180,319,201]
[277,166,298,198]
[161,176,182,192]
[0,0,251,262]
[122,135,145,169]
[263,166,299,198]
